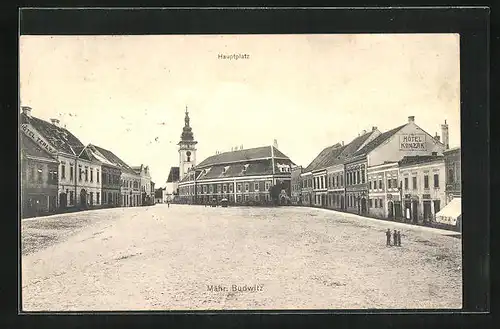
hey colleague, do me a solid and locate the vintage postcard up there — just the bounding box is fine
[20,33,462,311]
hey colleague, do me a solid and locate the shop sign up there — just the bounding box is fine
[21,123,58,155]
[399,134,426,151]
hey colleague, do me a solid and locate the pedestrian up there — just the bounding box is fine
[167,201,170,208]
[397,231,402,246]
[386,228,391,246]
[393,229,397,247]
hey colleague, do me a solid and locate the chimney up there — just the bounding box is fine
[342,141,344,146]
[434,132,441,142]
[21,106,32,117]
[441,120,449,150]
[408,116,415,123]
[362,129,367,135]
[372,126,377,131]
[50,118,60,126]
[273,139,279,149]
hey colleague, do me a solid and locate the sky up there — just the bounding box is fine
[19,34,460,187]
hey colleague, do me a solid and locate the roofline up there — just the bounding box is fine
[398,156,445,168]
[197,156,291,169]
[443,146,461,153]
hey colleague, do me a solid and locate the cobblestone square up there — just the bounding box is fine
[21,205,462,311]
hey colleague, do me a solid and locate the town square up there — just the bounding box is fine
[19,34,462,310]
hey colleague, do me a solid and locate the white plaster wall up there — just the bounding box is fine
[367,122,446,167]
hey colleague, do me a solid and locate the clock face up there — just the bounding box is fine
[186,151,191,156]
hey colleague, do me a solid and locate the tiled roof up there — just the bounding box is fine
[21,113,85,156]
[20,134,58,162]
[398,155,444,167]
[90,144,136,175]
[304,143,344,172]
[303,131,377,174]
[197,160,276,181]
[167,167,180,183]
[352,124,407,157]
[197,146,291,168]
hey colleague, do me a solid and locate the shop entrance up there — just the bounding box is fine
[361,198,367,215]
[59,193,67,209]
[423,200,432,221]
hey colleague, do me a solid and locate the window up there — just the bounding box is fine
[229,184,234,192]
[387,179,392,189]
[223,184,227,192]
[404,177,409,190]
[356,171,360,184]
[96,192,100,204]
[78,165,82,181]
[244,194,249,201]
[61,163,66,179]
[361,170,365,183]
[392,178,398,189]
[340,175,344,186]
[237,184,241,192]
[412,176,417,190]
[69,191,74,205]
[203,185,207,193]
[255,194,260,201]
[254,182,259,191]
[369,199,373,207]
[85,167,89,181]
[89,192,94,205]
[369,181,372,190]
[245,183,249,192]
[265,181,271,191]
[49,169,58,184]
[424,175,429,189]
[433,200,441,213]
[90,169,94,182]
[36,166,43,183]
[69,165,74,181]
[237,195,242,202]
[434,174,439,188]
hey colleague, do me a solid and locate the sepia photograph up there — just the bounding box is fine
[20,33,462,311]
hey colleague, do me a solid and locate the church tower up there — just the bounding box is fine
[178,106,198,180]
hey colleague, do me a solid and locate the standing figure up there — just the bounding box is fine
[393,230,397,247]
[167,201,170,208]
[397,231,402,246]
[386,228,391,246]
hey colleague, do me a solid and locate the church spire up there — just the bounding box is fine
[179,105,196,143]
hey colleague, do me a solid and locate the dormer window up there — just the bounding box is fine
[242,164,249,174]
[222,166,230,174]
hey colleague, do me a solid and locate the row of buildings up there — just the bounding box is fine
[170,109,461,227]
[20,106,156,218]
[291,116,461,226]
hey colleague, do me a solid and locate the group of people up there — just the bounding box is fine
[386,228,402,247]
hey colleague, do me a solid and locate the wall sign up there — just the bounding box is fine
[21,123,58,154]
[399,134,426,151]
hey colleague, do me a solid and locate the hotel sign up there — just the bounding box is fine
[21,123,58,155]
[399,134,426,151]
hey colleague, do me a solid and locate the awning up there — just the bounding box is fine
[436,197,462,225]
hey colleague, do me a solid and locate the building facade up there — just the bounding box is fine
[20,107,102,210]
[326,163,345,211]
[444,147,461,203]
[291,165,303,205]
[300,172,313,206]
[20,133,59,218]
[132,164,153,205]
[367,162,402,219]
[398,155,446,223]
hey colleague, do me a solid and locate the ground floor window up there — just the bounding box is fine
[69,191,74,205]
[433,199,441,214]
[96,192,100,204]
[89,192,94,205]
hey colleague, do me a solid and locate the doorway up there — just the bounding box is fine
[388,201,394,219]
[423,200,432,221]
[80,189,87,208]
[59,193,67,209]
[412,200,418,222]
[361,198,367,215]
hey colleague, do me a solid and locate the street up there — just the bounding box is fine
[21,205,462,311]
